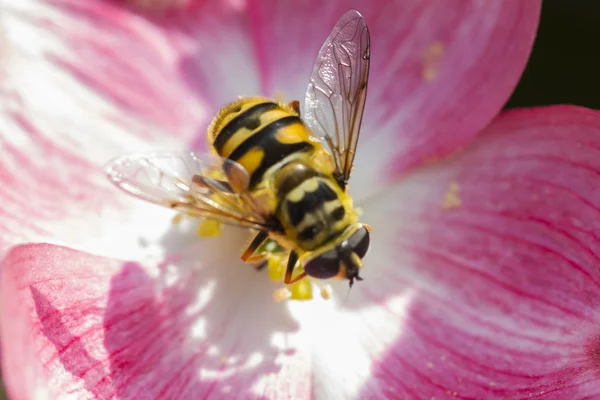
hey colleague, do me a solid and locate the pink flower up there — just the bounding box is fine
[3,0,598,398]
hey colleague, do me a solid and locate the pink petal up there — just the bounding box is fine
[1,241,311,399]
[354,106,600,397]
[4,0,247,139]
[0,1,541,251]
[0,0,258,252]
[249,1,540,199]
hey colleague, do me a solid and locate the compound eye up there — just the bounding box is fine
[347,226,370,258]
[303,249,340,279]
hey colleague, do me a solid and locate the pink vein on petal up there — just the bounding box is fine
[246,0,541,202]
[357,106,600,399]
[0,105,120,252]
[1,243,310,399]
[0,0,267,252]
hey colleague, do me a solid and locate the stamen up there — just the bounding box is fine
[320,284,333,300]
[267,253,315,300]
[176,185,322,302]
[273,287,292,302]
[290,279,313,300]
[197,219,222,237]
[267,253,286,281]
[171,213,184,225]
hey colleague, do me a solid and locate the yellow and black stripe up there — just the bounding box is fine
[276,174,350,250]
[207,96,357,253]
[208,98,314,189]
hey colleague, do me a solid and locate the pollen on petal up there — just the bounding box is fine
[422,41,446,82]
[128,0,190,11]
[442,181,461,209]
[585,334,600,368]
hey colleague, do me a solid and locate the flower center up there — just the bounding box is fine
[173,214,331,302]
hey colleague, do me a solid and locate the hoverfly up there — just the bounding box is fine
[106,10,371,287]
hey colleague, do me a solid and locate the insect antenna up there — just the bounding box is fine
[341,284,353,308]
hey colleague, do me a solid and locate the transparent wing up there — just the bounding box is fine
[303,9,370,188]
[105,152,272,231]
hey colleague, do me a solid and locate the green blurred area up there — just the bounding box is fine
[507,0,600,110]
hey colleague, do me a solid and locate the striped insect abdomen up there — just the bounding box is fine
[208,97,315,190]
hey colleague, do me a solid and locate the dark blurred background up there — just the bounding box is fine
[506,0,600,110]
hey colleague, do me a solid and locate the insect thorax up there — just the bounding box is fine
[273,160,358,252]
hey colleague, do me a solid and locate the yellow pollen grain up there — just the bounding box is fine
[422,41,445,82]
[426,362,434,369]
[320,284,333,300]
[273,287,292,302]
[171,213,184,225]
[267,254,286,281]
[443,181,461,209]
[197,219,222,237]
[290,279,313,300]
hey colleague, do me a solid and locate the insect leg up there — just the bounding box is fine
[254,260,268,271]
[284,251,307,284]
[241,230,270,263]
